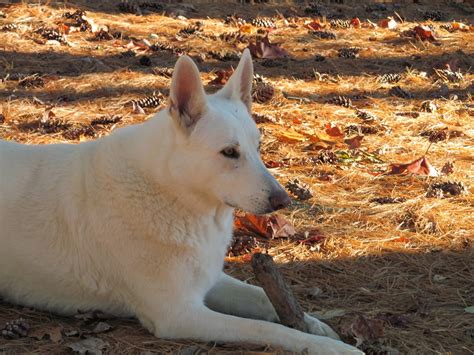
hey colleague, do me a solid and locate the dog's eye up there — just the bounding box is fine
[221,147,240,159]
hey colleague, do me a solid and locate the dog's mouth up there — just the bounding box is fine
[224,200,238,209]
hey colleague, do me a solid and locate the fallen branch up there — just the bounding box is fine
[251,252,308,332]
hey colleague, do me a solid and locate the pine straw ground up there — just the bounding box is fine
[0,1,473,354]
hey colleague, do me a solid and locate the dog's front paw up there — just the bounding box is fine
[304,313,340,340]
[301,335,364,355]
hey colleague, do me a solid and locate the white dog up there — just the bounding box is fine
[0,49,361,354]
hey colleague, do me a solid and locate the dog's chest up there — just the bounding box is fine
[167,212,233,296]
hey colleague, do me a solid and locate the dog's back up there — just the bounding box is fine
[0,140,108,313]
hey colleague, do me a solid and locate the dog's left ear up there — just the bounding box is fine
[217,49,254,112]
[169,55,207,132]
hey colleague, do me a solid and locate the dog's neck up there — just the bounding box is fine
[96,109,232,222]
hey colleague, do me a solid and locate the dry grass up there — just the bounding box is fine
[0,1,473,354]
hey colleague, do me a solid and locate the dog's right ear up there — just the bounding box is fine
[216,49,253,112]
[169,55,207,133]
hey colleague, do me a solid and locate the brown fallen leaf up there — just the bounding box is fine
[344,135,363,149]
[325,123,344,138]
[275,128,306,143]
[298,229,326,245]
[341,314,384,347]
[379,18,397,29]
[41,107,56,124]
[413,25,437,41]
[208,68,233,85]
[441,161,454,175]
[448,22,470,32]
[391,236,410,243]
[247,35,288,59]
[351,18,361,29]
[29,324,63,343]
[306,21,324,31]
[309,132,338,146]
[239,23,253,34]
[264,160,283,168]
[234,213,296,239]
[388,156,438,176]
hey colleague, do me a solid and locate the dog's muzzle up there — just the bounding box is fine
[268,190,291,211]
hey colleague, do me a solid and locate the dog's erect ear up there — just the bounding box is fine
[217,49,254,112]
[169,55,207,131]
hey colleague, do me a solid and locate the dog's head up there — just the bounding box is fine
[164,49,290,214]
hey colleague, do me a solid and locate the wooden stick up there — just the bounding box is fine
[251,253,308,333]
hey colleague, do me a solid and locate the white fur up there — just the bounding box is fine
[0,50,362,354]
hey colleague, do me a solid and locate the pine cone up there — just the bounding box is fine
[250,17,276,28]
[312,150,338,164]
[219,31,248,43]
[208,50,240,61]
[285,179,312,201]
[338,47,360,59]
[351,93,369,100]
[63,9,86,19]
[311,30,336,39]
[223,15,246,26]
[378,73,402,83]
[370,197,406,204]
[420,100,437,113]
[228,235,258,256]
[1,23,20,32]
[389,86,413,99]
[94,29,113,40]
[253,73,268,84]
[178,22,203,37]
[420,128,463,143]
[63,10,91,31]
[356,109,378,122]
[130,93,165,109]
[1,319,30,339]
[149,42,182,55]
[426,181,466,198]
[252,113,277,124]
[91,115,122,126]
[326,95,352,108]
[345,124,380,135]
[63,125,95,140]
[435,68,464,83]
[35,27,67,44]
[152,67,173,78]
[330,19,352,29]
[440,23,454,32]
[18,74,45,88]
[253,83,275,104]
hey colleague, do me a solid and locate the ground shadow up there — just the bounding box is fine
[0,247,472,354]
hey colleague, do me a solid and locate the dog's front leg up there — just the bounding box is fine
[205,273,340,339]
[151,302,362,354]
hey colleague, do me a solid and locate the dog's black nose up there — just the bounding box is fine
[269,190,291,211]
